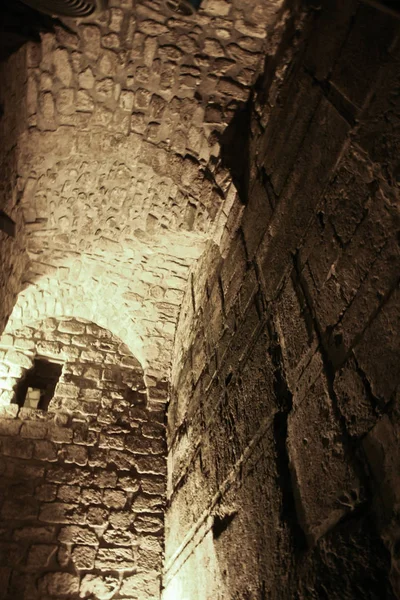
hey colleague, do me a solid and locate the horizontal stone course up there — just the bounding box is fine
[164,4,400,598]
[0,317,166,599]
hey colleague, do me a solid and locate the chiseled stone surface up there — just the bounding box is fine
[164,3,400,599]
[0,317,165,600]
[0,1,398,600]
[0,0,285,374]
[0,50,28,338]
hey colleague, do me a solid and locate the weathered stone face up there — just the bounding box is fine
[0,317,165,599]
[0,0,284,374]
[0,1,399,600]
[0,51,28,339]
[164,2,400,599]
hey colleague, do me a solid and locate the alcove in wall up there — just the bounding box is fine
[14,357,63,410]
[0,316,166,600]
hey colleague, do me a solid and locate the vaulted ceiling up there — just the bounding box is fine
[0,0,286,374]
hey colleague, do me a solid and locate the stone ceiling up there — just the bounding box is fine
[0,0,286,376]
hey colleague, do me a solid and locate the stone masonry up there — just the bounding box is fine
[165,1,400,598]
[0,0,286,375]
[0,0,398,599]
[0,318,166,599]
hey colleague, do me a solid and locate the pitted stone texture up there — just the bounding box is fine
[0,0,285,373]
[28,0,279,143]
[12,118,222,375]
[3,249,195,375]
[0,315,170,409]
[164,4,400,599]
[18,130,227,237]
[0,317,165,600]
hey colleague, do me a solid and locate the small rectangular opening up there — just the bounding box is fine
[15,358,63,410]
[0,210,16,238]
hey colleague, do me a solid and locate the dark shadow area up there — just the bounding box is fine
[294,512,396,599]
[218,98,252,205]
[212,509,237,539]
[0,0,63,62]
[14,357,63,410]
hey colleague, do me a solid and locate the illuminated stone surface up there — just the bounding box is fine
[0,0,285,375]
[0,317,165,599]
[0,1,399,600]
[163,4,400,600]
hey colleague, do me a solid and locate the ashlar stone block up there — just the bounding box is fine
[26,544,57,569]
[79,574,120,600]
[72,545,96,569]
[58,526,98,546]
[120,570,160,598]
[288,372,363,545]
[95,548,136,570]
[39,572,80,596]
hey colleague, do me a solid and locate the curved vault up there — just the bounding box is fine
[4,258,188,374]
[0,316,146,407]
[0,316,166,598]
[0,0,287,374]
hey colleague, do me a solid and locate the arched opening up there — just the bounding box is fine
[0,317,165,599]
[0,0,398,598]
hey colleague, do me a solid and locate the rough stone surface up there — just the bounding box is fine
[0,317,165,600]
[164,3,400,599]
[0,0,285,375]
[0,1,398,600]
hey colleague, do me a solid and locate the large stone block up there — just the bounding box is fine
[95,548,136,570]
[261,72,322,196]
[20,421,47,439]
[120,570,160,598]
[134,514,163,534]
[58,526,98,546]
[0,420,21,436]
[103,489,127,509]
[26,544,57,569]
[135,455,166,476]
[39,502,80,524]
[362,415,400,595]
[363,414,400,521]
[334,358,377,438]
[303,0,357,81]
[72,545,96,569]
[79,574,120,600]
[2,498,38,521]
[39,572,80,596]
[354,289,399,406]
[33,440,58,462]
[258,97,350,301]
[63,444,88,466]
[288,372,363,544]
[275,274,314,388]
[331,4,398,109]
[4,350,32,369]
[13,526,55,543]
[1,436,33,459]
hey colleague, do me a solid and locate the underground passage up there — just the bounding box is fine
[0,0,399,598]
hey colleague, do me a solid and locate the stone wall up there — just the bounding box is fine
[0,47,28,335]
[0,317,166,600]
[0,0,287,377]
[165,1,400,598]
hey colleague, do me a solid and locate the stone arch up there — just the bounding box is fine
[17,129,229,237]
[0,0,277,363]
[0,316,145,408]
[4,258,185,374]
[4,285,147,371]
[0,315,166,599]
